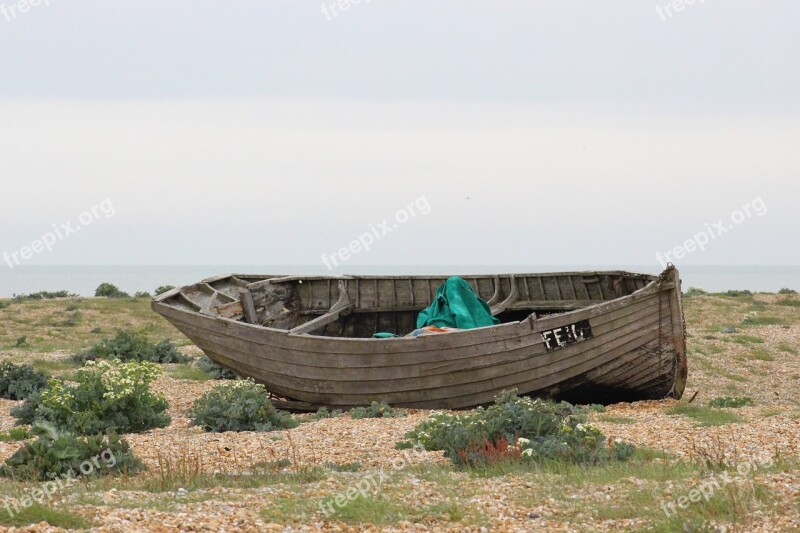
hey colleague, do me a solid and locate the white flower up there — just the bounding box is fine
[516,438,531,446]
[521,448,533,457]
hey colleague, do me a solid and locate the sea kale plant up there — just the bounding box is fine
[196,354,239,380]
[0,361,49,400]
[397,390,635,466]
[0,421,143,481]
[12,360,170,435]
[349,401,407,419]
[190,379,298,432]
[75,330,189,364]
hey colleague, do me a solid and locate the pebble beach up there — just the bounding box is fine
[1,291,799,532]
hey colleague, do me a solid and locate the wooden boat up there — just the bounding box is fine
[152,266,687,410]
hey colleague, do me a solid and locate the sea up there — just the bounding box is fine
[1,265,800,297]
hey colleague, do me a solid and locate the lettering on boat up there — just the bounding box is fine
[541,319,593,350]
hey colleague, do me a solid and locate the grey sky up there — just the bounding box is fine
[0,1,798,267]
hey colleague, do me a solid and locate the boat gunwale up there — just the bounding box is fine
[152,271,668,347]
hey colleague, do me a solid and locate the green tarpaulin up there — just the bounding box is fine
[416,276,500,329]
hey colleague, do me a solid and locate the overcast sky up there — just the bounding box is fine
[0,1,797,268]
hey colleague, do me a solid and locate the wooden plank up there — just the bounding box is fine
[240,289,258,325]
[289,304,355,335]
[491,275,518,315]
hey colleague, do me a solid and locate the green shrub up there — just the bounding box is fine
[134,291,151,298]
[196,355,238,379]
[13,360,170,435]
[309,406,343,420]
[683,287,707,297]
[722,290,753,297]
[11,391,42,425]
[12,291,76,301]
[0,301,8,309]
[155,285,176,296]
[0,361,49,400]
[397,390,634,466]
[0,421,143,481]
[350,401,407,419]
[708,396,754,408]
[190,379,298,432]
[15,336,28,347]
[94,283,129,298]
[81,330,189,364]
[778,288,797,295]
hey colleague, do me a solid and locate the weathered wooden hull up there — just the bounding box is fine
[152,269,687,409]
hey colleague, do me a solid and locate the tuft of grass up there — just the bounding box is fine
[730,335,764,345]
[741,315,785,326]
[0,427,29,442]
[666,403,744,427]
[329,495,409,524]
[29,358,80,373]
[590,482,773,532]
[708,396,753,408]
[598,415,636,425]
[0,503,92,529]
[749,348,775,361]
[777,342,798,355]
[720,371,749,383]
[259,494,319,523]
[325,461,362,472]
[775,299,800,307]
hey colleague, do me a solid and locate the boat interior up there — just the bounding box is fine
[162,272,657,339]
